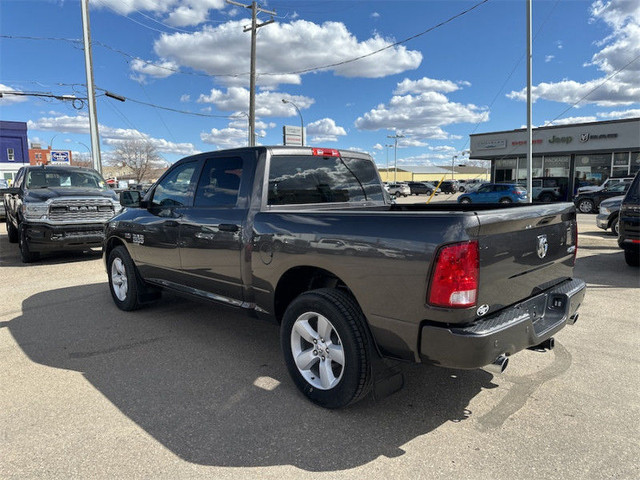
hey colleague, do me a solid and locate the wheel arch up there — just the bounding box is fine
[103,236,129,268]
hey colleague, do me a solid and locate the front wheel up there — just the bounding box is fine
[19,225,39,263]
[460,197,472,204]
[281,288,372,409]
[610,216,619,236]
[108,246,144,311]
[7,220,19,243]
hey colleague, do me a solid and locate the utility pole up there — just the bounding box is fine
[387,133,404,183]
[385,144,393,182]
[227,0,275,146]
[526,0,533,203]
[80,0,102,173]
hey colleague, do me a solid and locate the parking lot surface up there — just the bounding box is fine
[1,209,638,479]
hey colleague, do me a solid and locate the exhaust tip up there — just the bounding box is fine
[485,354,509,375]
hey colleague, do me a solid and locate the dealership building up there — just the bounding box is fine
[469,117,640,195]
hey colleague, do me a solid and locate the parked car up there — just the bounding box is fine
[457,179,483,192]
[618,171,640,266]
[439,180,458,194]
[103,146,584,409]
[406,181,437,196]
[0,178,8,219]
[385,182,410,197]
[458,183,528,204]
[531,177,569,202]
[3,165,120,262]
[596,195,625,236]
[573,182,630,214]
[577,176,633,195]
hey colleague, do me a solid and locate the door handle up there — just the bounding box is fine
[218,224,239,232]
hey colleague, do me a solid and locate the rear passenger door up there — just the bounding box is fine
[178,155,247,304]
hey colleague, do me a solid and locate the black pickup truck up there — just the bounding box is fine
[103,146,585,408]
[3,165,120,262]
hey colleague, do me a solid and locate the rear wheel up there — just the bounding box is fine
[624,248,640,267]
[578,199,594,213]
[19,225,39,263]
[281,288,371,409]
[499,197,513,204]
[539,193,554,203]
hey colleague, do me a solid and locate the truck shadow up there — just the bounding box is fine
[575,251,640,288]
[8,284,494,471]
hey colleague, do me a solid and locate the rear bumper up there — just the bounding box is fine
[23,222,105,252]
[419,278,586,369]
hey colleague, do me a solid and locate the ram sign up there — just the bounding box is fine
[50,150,70,165]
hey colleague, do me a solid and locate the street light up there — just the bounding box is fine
[452,155,458,180]
[49,133,60,149]
[282,98,304,146]
[387,133,404,183]
[385,144,393,182]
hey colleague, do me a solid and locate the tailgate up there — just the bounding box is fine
[475,203,577,315]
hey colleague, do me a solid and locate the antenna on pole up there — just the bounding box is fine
[526,0,533,203]
[227,0,276,146]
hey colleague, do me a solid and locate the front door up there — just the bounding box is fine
[133,161,199,283]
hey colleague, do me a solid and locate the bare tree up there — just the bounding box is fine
[109,139,164,183]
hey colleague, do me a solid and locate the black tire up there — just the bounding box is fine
[578,199,594,214]
[624,248,640,267]
[281,288,372,409]
[107,246,144,311]
[499,197,513,204]
[7,220,19,243]
[460,197,472,204]
[539,193,554,203]
[610,216,619,236]
[426,190,433,196]
[19,225,39,263]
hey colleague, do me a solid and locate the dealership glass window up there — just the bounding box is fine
[630,152,640,175]
[574,153,612,192]
[7,148,15,161]
[494,158,517,182]
[612,152,630,177]
[542,155,570,178]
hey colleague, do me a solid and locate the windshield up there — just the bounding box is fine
[26,169,108,190]
[268,155,385,205]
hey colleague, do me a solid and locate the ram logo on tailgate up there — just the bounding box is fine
[536,234,549,259]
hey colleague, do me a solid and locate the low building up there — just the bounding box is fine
[470,117,640,195]
[0,120,29,184]
[378,165,488,184]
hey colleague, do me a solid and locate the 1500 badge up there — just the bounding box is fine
[132,234,144,244]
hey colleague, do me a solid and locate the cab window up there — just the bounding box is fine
[151,162,197,207]
[194,157,243,207]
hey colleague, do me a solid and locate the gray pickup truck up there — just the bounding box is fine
[3,165,120,262]
[103,146,585,408]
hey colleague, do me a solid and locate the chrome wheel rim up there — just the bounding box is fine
[579,201,592,213]
[290,312,345,390]
[110,257,128,301]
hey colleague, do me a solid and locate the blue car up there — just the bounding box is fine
[458,183,528,204]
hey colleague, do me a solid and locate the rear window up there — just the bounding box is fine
[268,155,385,205]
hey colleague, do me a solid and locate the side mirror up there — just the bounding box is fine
[120,190,142,207]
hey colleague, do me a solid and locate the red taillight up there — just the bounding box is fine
[312,148,340,157]
[428,241,479,308]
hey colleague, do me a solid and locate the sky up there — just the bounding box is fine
[1,0,639,169]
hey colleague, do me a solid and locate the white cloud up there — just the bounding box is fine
[542,116,598,126]
[180,94,190,102]
[371,12,380,19]
[373,143,384,151]
[508,0,640,107]
[153,19,422,87]
[0,84,28,105]
[545,55,555,63]
[198,87,315,117]
[201,126,252,149]
[355,78,488,140]
[306,118,346,143]
[95,0,225,27]
[129,58,179,83]
[27,114,199,155]
[597,108,640,119]
[394,77,462,95]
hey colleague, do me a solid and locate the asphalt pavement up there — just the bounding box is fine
[0,209,638,479]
